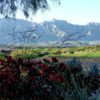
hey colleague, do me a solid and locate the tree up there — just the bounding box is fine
[0,0,60,18]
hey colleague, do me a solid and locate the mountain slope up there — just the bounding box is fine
[0,18,100,46]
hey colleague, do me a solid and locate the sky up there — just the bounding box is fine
[16,0,100,25]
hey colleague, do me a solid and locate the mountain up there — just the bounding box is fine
[0,18,100,46]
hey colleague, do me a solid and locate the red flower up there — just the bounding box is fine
[39,63,49,71]
[55,75,64,83]
[48,74,64,83]
[7,56,14,63]
[0,59,4,65]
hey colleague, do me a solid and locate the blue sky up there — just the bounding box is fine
[16,0,100,25]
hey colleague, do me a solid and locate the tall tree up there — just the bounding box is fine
[0,0,60,18]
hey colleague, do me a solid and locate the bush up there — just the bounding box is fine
[0,56,100,100]
[0,52,6,59]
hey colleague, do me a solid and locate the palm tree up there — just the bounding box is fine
[0,0,60,18]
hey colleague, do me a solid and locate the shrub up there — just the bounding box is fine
[0,52,6,59]
[0,56,100,100]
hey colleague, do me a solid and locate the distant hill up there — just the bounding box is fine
[0,18,100,46]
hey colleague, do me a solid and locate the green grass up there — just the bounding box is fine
[0,52,6,59]
[10,45,100,58]
[82,51,100,57]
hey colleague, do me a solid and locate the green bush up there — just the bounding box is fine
[0,52,5,59]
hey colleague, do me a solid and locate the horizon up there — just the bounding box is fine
[1,17,100,26]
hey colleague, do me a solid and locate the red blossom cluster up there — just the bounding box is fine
[0,56,100,100]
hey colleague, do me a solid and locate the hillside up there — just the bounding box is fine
[0,18,100,46]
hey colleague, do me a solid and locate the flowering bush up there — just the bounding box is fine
[0,56,100,100]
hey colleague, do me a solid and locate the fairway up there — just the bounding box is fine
[8,45,100,59]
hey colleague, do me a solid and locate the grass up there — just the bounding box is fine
[0,52,6,59]
[9,45,100,58]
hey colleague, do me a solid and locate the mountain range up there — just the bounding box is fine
[0,18,100,46]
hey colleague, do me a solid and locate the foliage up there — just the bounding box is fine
[0,56,100,100]
[0,0,60,18]
[0,52,6,59]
